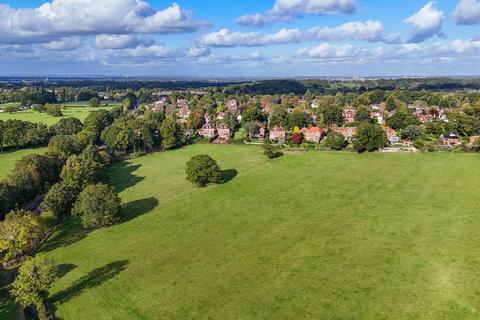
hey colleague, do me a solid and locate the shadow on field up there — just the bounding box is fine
[39,218,88,253]
[55,263,77,279]
[110,163,144,193]
[49,260,129,306]
[120,197,159,222]
[220,169,238,184]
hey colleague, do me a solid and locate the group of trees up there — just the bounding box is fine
[0,119,52,150]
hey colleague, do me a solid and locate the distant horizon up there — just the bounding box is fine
[0,0,479,76]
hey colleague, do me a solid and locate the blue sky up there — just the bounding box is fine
[0,0,479,77]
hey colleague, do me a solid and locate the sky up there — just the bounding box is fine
[0,0,479,77]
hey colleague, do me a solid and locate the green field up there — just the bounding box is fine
[0,102,21,109]
[0,106,115,125]
[0,148,47,179]
[33,145,480,319]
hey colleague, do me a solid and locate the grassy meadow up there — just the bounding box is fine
[0,148,47,179]
[36,145,480,319]
[0,105,116,125]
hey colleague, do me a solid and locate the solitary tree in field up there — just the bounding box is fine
[186,154,222,187]
[72,183,121,229]
[11,256,57,320]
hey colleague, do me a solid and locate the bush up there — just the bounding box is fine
[45,104,63,117]
[323,131,348,150]
[72,183,121,229]
[185,154,222,187]
[262,140,283,159]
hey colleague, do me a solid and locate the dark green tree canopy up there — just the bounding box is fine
[185,154,222,187]
[353,123,388,153]
[72,183,121,229]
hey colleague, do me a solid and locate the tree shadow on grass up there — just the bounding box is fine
[49,260,129,306]
[109,163,144,194]
[39,218,88,254]
[120,197,159,222]
[55,263,77,279]
[220,169,238,184]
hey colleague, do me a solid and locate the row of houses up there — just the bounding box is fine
[268,125,400,144]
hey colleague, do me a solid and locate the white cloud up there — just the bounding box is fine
[0,0,209,44]
[197,21,399,47]
[95,34,155,49]
[237,0,356,28]
[236,13,267,28]
[453,0,480,25]
[42,37,83,51]
[404,1,444,43]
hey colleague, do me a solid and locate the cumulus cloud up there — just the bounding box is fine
[0,0,209,44]
[404,1,444,43]
[453,0,480,25]
[197,21,399,47]
[236,13,268,28]
[237,0,356,28]
[95,34,155,49]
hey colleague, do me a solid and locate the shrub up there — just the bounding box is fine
[72,183,121,229]
[323,131,348,150]
[185,154,222,187]
[45,104,63,117]
[262,140,283,159]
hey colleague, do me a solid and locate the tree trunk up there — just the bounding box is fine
[36,301,50,320]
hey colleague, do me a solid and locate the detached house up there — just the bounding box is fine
[198,123,217,138]
[152,100,165,113]
[269,125,286,142]
[370,112,383,124]
[216,112,226,121]
[216,124,231,140]
[301,127,325,143]
[311,99,319,109]
[335,127,357,140]
[226,99,238,114]
[439,133,461,147]
[343,106,356,123]
[179,105,190,120]
[250,124,266,140]
[383,126,400,144]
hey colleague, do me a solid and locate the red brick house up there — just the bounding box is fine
[226,99,238,113]
[198,123,217,138]
[261,98,271,113]
[152,100,164,113]
[343,106,356,123]
[250,124,266,139]
[179,105,190,120]
[439,133,461,147]
[216,112,226,121]
[383,126,400,143]
[216,124,231,140]
[269,125,286,142]
[335,127,357,140]
[301,127,325,143]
